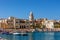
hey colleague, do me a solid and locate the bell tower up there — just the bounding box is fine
[29,11,34,21]
[29,11,35,28]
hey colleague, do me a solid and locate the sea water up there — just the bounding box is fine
[0,32,60,40]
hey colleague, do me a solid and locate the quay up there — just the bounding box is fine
[0,28,35,35]
[36,28,60,32]
[0,28,60,34]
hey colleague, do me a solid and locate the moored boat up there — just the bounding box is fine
[13,32,28,36]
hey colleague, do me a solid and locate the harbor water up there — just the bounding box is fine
[0,31,60,40]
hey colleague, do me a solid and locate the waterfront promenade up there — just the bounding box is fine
[0,28,60,34]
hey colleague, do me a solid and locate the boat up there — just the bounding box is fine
[13,32,20,35]
[2,31,12,35]
[13,32,28,36]
[2,31,9,35]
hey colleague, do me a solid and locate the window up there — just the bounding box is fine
[20,26,21,28]
[16,21,18,23]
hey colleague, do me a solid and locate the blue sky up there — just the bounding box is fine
[0,0,60,20]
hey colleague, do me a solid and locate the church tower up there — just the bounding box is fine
[29,11,34,21]
[29,11,35,28]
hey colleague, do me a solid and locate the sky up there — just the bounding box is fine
[0,0,60,20]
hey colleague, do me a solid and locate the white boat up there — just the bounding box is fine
[13,32,28,36]
[13,32,20,35]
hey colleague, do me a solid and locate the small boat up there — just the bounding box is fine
[13,32,28,36]
[2,31,12,35]
[2,32,9,35]
[13,32,20,35]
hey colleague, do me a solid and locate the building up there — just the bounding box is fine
[29,11,35,28]
[42,20,54,28]
[29,11,34,21]
[0,11,55,29]
[0,11,34,29]
[0,17,30,29]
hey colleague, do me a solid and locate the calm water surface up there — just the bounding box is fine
[0,32,60,40]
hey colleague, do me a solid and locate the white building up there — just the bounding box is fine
[43,20,54,28]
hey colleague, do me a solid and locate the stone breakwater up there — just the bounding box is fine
[36,28,60,32]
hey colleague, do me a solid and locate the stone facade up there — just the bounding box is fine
[0,12,55,29]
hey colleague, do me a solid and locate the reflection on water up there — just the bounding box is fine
[44,32,54,40]
[32,32,54,40]
[0,32,60,40]
[13,35,29,40]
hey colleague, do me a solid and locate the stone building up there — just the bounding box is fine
[42,20,54,28]
[0,17,29,29]
[0,11,55,29]
[0,11,34,29]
